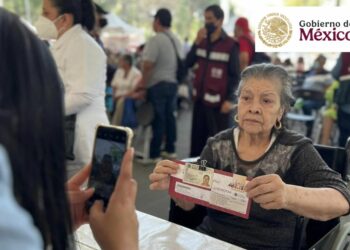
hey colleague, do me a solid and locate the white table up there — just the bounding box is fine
[76,211,244,250]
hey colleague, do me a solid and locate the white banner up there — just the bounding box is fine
[253,7,350,52]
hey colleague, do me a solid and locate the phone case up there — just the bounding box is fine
[94,124,134,149]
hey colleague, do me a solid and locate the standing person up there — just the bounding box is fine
[0,8,138,250]
[141,8,182,161]
[302,54,333,137]
[234,17,270,71]
[35,0,109,178]
[186,4,240,157]
[234,17,254,71]
[296,56,306,86]
[90,3,108,48]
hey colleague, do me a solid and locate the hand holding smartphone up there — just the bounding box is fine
[86,125,133,210]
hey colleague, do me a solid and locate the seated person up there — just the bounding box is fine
[320,81,339,145]
[111,54,142,126]
[302,54,333,137]
[303,54,333,93]
[0,8,138,250]
[149,64,350,249]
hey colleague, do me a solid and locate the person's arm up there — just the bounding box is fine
[238,38,252,72]
[246,143,350,221]
[140,61,154,89]
[139,38,158,89]
[185,44,198,69]
[149,136,217,211]
[125,71,142,97]
[285,185,348,220]
[64,41,106,115]
[239,52,249,72]
[226,42,240,101]
[149,160,195,211]
[221,41,240,113]
[331,53,342,80]
[185,28,206,69]
[111,70,120,99]
[246,174,349,221]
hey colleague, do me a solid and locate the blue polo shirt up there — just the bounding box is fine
[0,145,42,250]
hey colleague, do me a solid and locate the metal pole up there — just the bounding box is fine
[24,0,31,23]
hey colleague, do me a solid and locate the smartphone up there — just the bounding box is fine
[86,125,133,210]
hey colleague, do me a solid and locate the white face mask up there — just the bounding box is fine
[34,15,63,40]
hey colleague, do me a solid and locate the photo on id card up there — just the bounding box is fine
[183,163,214,189]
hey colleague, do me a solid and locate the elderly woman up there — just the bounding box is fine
[149,64,350,249]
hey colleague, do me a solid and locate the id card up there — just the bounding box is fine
[169,162,252,219]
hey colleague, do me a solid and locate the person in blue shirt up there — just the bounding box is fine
[0,146,42,250]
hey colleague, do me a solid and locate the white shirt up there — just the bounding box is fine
[51,25,109,174]
[111,67,141,98]
[233,128,276,153]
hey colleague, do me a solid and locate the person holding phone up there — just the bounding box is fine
[35,0,109,178]
[185,4,240,158]
[0,8,138,250]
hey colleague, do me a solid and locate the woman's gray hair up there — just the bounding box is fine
[235,63,295,113]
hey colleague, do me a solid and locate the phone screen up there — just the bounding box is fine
[87,127,127,209]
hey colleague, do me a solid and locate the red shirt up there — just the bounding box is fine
[238,35,254,65]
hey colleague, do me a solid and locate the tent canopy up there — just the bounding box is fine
[104,13,143,35]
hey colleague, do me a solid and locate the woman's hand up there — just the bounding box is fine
[245,174,289,210]
[66,164,95,231]
[149,161,195,211]
[149,160,179,191]
[89,148,138,250]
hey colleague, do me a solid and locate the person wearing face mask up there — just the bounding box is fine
[186,4,240,157]
[35,0,109,178]
[90,3,108,48]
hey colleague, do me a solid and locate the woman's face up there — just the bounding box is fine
[119,58,128,69]
[237,77,284,136]
[41,0,69,35]
[42,0,59,20]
